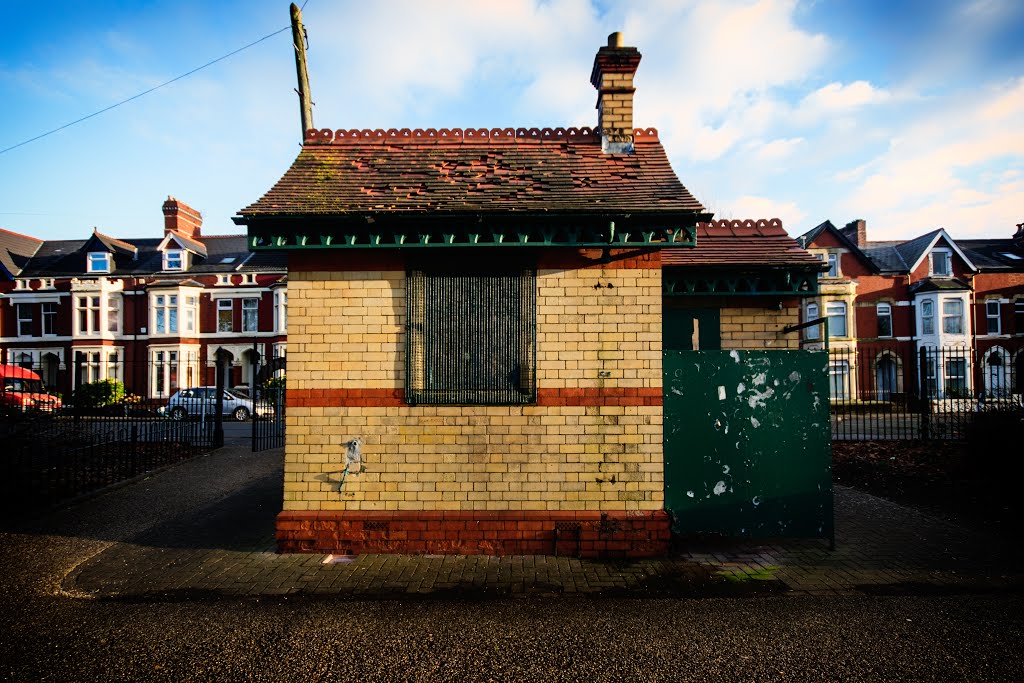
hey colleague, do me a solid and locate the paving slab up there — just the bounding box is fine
[45,445,1024,600]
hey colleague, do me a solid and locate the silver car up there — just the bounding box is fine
[161,387,272,421]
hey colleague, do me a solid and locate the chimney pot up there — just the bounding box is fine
[608,32,624,48]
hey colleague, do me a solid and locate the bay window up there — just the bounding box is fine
[942,299,964,334]
[76,296,101,335]
[921,300,935,335]
[826,301,847,338]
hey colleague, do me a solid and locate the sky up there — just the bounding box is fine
[1,0,1022,243]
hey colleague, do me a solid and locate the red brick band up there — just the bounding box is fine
[277,509,670,557]
[287,387,662,408]
[535,387,662,406]
[287,388,405,408]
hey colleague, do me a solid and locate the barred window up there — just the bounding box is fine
[406,269,536,405]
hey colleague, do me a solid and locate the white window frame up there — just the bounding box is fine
[183,295,198,334]
[921,300,935,335]
[14,279,30,291]
[87,252,111,274]
[42,302,57,336]
[217,299,234,333]
[274,291,288,333]
[829,360,850,400]
[942,298,964,335]
[163,249,184,271]
[826,253,839,278]
[986,300,1001,335]
[107,295,121,334]
[149,348,199,398]
[805,302,820,340]
[876,302,892,338]
[242,297,259,333]
[929,249,952,277]
[75,295,102,336]
[826,301,848,338]
[16,303,32,337]
[217,274,232,286]
[73,347,123,388]
[943,355,968,398]
[151,349,179,397]
[153,294,179,335]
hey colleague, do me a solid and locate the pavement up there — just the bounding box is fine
[9,443,1024,602]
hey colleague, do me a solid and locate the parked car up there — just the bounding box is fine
[0,364,62,412]
[158,387,271,421]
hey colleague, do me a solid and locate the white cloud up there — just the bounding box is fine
[752,136,805,162]
[622,0,829,161]
[798,80,890,116]
[841,78,1024,238]
[717,195,807,227]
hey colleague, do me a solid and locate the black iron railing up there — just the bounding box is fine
[827,343,1023,441]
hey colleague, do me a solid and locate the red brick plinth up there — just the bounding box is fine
[276,510,671,557]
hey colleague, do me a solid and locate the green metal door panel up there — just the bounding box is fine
[663,350,833,540]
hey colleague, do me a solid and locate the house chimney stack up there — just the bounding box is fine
[162,196,203,238]
[590,32,641,154]
[840,219,867,246]
[1013,221,1024,245]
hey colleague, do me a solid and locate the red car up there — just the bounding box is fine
[0,364,62,412]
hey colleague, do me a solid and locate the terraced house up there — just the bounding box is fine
[0,198,287,399]
[798,219,1024,403]
[239,34,832,557]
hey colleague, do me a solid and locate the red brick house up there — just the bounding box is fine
[798,219,1024,401]
[0,198,287,398]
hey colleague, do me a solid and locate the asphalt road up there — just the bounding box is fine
[2,447,1021,681]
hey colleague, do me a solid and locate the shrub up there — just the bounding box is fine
[73,379,126,408]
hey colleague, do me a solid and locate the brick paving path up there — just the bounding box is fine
[65,447,1023,600]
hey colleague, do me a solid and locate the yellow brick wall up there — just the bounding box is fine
[283,405,663,512]
[285,270,406,389]
[537,268,661,388]
[283,264,664,512]
[719,306,801,350]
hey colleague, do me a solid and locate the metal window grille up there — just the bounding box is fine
[406,269,536,405]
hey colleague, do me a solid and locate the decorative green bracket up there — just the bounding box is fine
[248,223,697,250]
[664,269,819,297]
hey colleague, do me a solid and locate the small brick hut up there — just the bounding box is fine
[235,34,821,556]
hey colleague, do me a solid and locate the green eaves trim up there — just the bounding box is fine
[247,224,697,250]
[664,270,819,297]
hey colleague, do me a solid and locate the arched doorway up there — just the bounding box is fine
[984,347,1010,398]
[875,355,898,400]
[40,352,60,391]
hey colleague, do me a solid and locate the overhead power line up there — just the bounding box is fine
[0,23,292,157]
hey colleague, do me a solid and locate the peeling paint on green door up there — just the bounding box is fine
[664,350,833,541]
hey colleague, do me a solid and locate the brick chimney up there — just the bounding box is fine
[162,196,202,238]
[840,219,867,246]
[590,32,641,154]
